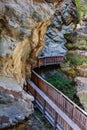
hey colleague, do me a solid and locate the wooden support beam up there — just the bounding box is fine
[54,112,57,130]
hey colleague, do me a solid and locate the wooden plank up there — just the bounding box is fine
[28,80,81,130]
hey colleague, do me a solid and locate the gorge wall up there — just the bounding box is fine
[61,0,87,112]
[0,0,78,128]
[0,0,54,86]
[61,14,87,111]
[0,0,54,128]
[0,0,77,86]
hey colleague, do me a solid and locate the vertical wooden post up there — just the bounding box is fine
[44,57,46,66]
[54,112,57,130]
[72,104,76,122]
[34,90,36,105]
[37,58,40,68]
[43,100,46,116]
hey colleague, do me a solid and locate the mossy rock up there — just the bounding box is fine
[66,39,87,50]
[61,55,87,78]
[65,43,78,50]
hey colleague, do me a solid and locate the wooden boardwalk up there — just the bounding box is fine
[27,56,87,130]
[27,80,81,130]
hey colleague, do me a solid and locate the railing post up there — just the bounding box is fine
[34,90,36,105]
[43,100,46,116]
[44,57,46,66]
[37,58,40,68]
[54,112,57,130]
[72,104,76,122]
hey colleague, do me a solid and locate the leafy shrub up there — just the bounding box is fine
[46,71,77,100]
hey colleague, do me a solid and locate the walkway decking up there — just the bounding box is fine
[27,56,87,130]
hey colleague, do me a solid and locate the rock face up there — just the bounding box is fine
[61,13,87,111]
[41,0,78,56]
[0,0,54,86]
[0,0,77,86]
[0,76,34,129]
[0,0,54,128]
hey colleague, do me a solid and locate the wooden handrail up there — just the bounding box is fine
[31,70,87,130]
[32,56,64,69]
[27,56,87,130]
[27,80,81,130]
[32,70,87,115]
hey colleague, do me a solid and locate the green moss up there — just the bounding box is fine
[46,71,77,100]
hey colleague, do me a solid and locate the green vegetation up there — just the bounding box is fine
[46,70,84,108]
[46,70,77,100]
[67,56,87,66]
[62,56,87,78]
[75,0,87,19]
[75,0,81,18]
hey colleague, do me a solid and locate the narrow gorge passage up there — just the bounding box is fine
[0,0,87,129]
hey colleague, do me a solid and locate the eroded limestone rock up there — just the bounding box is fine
[0,0,54,86]
[0,0,54,128]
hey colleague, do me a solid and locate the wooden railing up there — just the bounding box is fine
[27,80,75,130]
[31,56,64,69]
[31,70,87,130]
[27,56,87,130]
